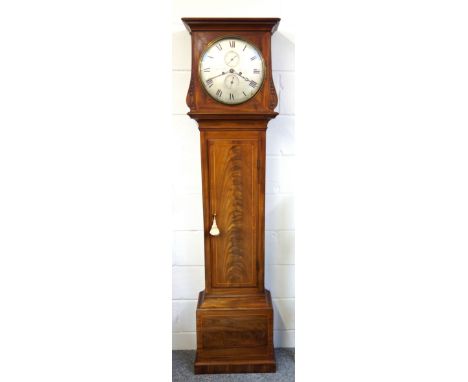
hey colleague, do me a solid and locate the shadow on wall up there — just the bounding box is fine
[172,30,191,70]
[268,30,295,347]
[272,31,295,71]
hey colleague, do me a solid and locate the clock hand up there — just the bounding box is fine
[206,71,227,81]
[231,70,251,82]
[228,54,239,64]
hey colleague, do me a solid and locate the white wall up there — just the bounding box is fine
[171,2,295,350]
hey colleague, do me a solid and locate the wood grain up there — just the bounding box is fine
[209,140,257,288]
[202,315,268,349]
[184,17,280,374]
[195,292,275,373]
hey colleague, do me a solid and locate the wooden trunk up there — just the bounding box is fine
[182,18,280,374]
[195,122,275,374]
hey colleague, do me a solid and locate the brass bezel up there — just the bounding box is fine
[198,35,266,106]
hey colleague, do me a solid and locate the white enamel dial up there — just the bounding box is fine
[199,37,265,105]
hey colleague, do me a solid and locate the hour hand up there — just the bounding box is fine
[231,70,250,82]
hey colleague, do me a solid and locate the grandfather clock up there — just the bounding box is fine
[182,17,280,374]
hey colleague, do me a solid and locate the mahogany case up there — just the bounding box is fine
[182,17,280,374]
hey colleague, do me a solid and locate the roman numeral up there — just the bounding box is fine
[216,43,222,50]
[229,40,235,48]
[253,69,260,74]
[242,91,247,97]
[216,89,222,97]
[250,56,257,61]
[207,55,213,59]
[249,80,257,88]
[229,93,234,100]
[243,44,247,51]
[206,79,213,87]
[203,68,210,72]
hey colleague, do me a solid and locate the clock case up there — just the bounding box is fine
[182,18,280,374]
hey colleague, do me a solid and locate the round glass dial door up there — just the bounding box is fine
[199,37,265,105]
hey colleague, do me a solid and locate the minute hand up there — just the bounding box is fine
[206,71,227,81]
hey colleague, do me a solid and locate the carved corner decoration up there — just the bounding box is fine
[269,74,278,111]
[186,75,196,110]
[182,17,281,375]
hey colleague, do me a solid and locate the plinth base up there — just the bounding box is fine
[194,358,276,374]
[194,290,276,374]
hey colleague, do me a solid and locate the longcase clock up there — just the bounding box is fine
[182,17,280,374]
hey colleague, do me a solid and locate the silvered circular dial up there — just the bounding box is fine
[199,37,265,105]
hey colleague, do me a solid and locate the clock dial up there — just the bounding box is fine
[199,37,265,105]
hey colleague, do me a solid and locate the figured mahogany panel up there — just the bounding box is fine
[207,138,258,288]
[202,316,267,349]
[195,300,275,365]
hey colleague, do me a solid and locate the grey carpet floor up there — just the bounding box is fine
[172,348,295,382]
